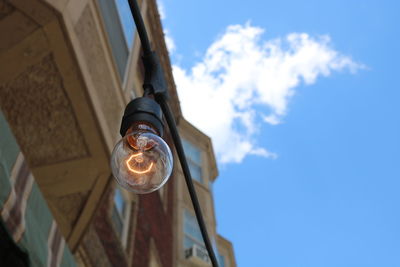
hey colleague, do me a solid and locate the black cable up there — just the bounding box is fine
[126,1,219,266]
[127,0,152,55]
[157,96,219,267]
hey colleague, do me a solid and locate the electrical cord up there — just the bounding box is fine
[126,1,219,266]
[128,0,152,55]
[157,95,219,267]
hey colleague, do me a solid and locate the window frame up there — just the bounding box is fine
[183,209,205,250]
[182,139,203,184]
[111,187,132,248]
[114,0,135,49]
[96,0,137,82]
[218,253,226,267]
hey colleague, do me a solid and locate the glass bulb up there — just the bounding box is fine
[110,124,173,194]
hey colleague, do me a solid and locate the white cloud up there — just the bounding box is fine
[172,23,364,164]
[157,1,176,54]
[263,114,281,125]
[157,0,166,20]
[164,29,176,54]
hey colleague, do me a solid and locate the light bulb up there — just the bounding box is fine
[111,97,173,194]
[111,123,173,194]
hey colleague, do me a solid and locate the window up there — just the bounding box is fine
[97,0,136,80]
[183,210,205,250]
[114,0,135,48]
[218,253,226,267]
[111,187,131,247]
[112,187,125,236]
[182,139,203,183]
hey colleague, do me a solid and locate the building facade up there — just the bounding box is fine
[0,0,236,266]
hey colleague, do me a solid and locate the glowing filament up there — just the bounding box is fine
[126,152,154,174]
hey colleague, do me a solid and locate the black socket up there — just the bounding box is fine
[120,97,164,137]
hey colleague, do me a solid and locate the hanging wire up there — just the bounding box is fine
[157,96,219,267]
[127,0,152,55]
[126,1,219,266]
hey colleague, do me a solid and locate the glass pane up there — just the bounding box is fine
[218,254,225,267]
[182,139,201,165]
[0,112,19,176]
[184,210,204,244]
[184,236,206,250]
[188,161,202,183]
[184,236,195,249]
[115,0,135,48]
[97,0,129,79]
[114,188,125,216]
[111,205,123,236]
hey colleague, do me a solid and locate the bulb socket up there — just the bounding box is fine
[120,97,164,137]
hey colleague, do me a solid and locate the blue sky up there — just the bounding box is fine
[158,0,400,266]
